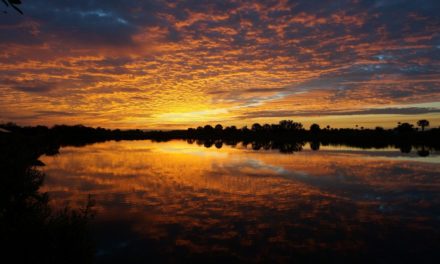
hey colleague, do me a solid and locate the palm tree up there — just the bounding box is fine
[417,119,429,132]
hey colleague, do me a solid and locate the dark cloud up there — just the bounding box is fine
[239,107,440,119]
[12,82,58,93]
[35,110,78,117]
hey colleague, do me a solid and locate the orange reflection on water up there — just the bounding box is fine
[40,140,440,261]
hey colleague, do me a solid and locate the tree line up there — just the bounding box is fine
[1,119,439,150]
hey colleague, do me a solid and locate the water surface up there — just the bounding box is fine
[40,140,440,263]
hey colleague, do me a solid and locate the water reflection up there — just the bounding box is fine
[188,139,436,157]
[41,140,440,263]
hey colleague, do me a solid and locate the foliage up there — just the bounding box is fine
[0,134,95,263]
[2,0,23,14]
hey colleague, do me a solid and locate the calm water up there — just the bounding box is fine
[40,140,440,263]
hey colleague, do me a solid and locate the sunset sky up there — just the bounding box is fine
[1,0,439,129]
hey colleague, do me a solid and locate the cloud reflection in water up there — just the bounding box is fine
[40,140,440,262]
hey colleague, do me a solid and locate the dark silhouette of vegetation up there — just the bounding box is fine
[1,119,439,157]
[2,0,23,14]
[417,119,430,132]
[0,130,95,263]
[1,119,439,262]
[395,122,414,133]
[310,123,321,133]
[310,141,320,151]
[184,120,439,155]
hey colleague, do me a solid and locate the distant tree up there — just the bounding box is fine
[279,120,303,131]
[0,122,19,132]
[395,122,414,133]
[224,125,237,135]
[310,123,320,133]
[417,119,429,132]
[214,124,223,131]
[251,123,262,132]
[292,122,303,130]
[270,124,279,130]
[279,120,290,130]
[262,124,271,131]
[375,126,384,132]
[203,125,214,132]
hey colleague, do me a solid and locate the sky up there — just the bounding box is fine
[1,0,440,129]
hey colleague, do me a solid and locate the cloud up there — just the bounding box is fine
[238,107,440,119]
[14,84,56,93]
[1,0,440,128]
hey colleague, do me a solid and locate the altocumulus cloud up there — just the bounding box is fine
[0,0,439,128]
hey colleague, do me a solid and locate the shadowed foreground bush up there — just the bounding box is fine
[0,134,95,264]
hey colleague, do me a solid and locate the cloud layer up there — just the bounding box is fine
[1,0,440,128]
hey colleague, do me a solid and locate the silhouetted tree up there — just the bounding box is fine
[214,124,223,131]
[224,126,236,133]
[417,119,429,132]
[2,0,23,14]
[251,123,262,132]
[270,124,280,130]
[395,122,414,134]
[279,120,303,131]
[310,123,320,133]
[203,125,214,132]
[0,134,95,263]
